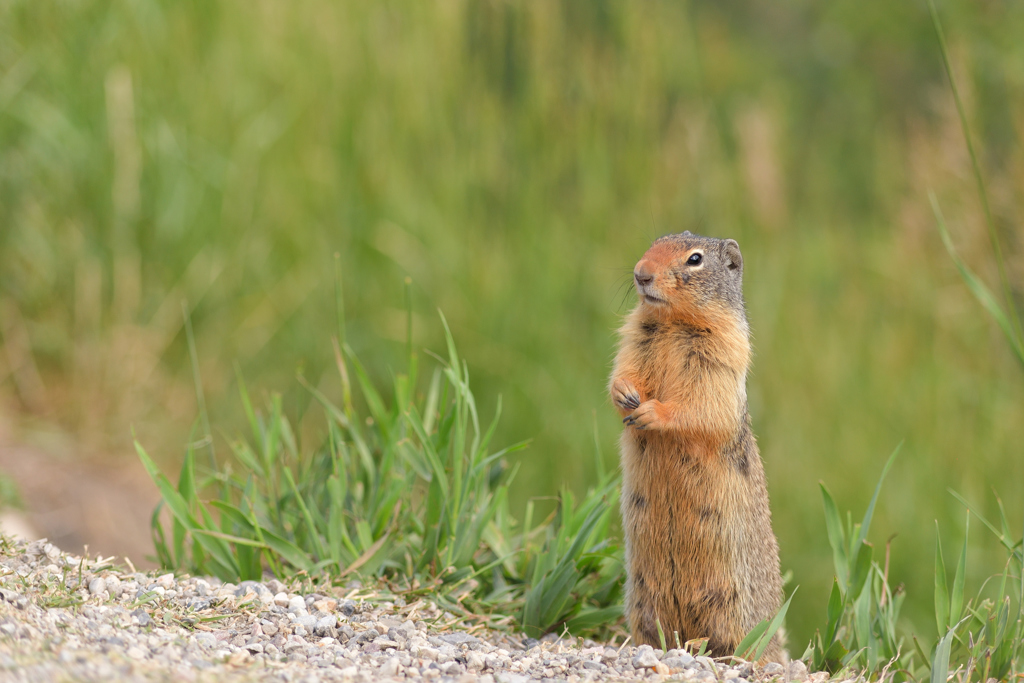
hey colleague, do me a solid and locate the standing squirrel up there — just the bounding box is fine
[609,232,783,660]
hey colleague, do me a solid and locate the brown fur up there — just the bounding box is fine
[609,232,782,661]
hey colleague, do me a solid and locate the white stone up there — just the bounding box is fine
[663,655,696,672]
[466,651,486,670]
[632,647,660,669]
[788,659,809,681]
[380,657,401,676]
[411,644,439,661]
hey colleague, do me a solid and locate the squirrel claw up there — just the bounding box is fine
[624,400,667,431]
[612,379,642,412]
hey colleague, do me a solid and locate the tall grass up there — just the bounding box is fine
[800,9,1024,674]
[805,453,1022,681]
[138,310,623,638]
[926,0,1024,372]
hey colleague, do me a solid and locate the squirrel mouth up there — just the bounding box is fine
[643,293,666,305]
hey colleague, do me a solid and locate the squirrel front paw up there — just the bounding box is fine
[612,378,642,413]
[623,400,671,431]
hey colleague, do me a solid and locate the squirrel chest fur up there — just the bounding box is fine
[609,232,782,660]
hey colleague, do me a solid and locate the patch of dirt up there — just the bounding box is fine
[0,408,159,568]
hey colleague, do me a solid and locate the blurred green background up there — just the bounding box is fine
[1,0,1022,648]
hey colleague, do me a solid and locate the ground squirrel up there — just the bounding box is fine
[609,232,783,660]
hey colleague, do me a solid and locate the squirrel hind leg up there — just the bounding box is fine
[626,588,663,647]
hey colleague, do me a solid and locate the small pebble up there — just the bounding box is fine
[130,608,151,627]
[313,615,336,636]
[381,656,401,676]
[439,631,478,646]
[789,659,810,681]
[313,598,337,613]
[632,645,660,669]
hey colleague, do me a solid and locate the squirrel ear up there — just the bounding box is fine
[682,230,692,237]
[722,239,742,272]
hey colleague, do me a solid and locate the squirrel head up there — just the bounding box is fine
[632,231,747,325]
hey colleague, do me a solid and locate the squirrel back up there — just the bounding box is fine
[609,232,783,660]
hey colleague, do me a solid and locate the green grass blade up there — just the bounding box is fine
[437,310,461,381]
[993,491,1013,546]
[656,618,668,652]
[856,443,900,548]
[282,467,326,561]
[422,368,443,435]
[931,193,1024,367]
[209,500,256,536]
[191,528,268,548]
[477,394,503,460]
[927,0,1023,344]
[259,527,314,573]
[135,440,239,576]
[183,302,217,470]
[930,628,954,683]
[935,522,950,634]
[564,605,623,636]
[950,490,1016,553]
[230,440,264,479]
[344,344,392,435]
[950,512,968,628]
[533,562,580,633]
[821,482,849,591]
[848,541,873,600]
[173,443,197,565]
[149,501,174,568]
[825,577,843,644]
[734,619,771,660]
[852,577,872,665]
[235,364,262,448]
[931,615,970,683]
[405,405,450,500]
[753,586,797,661]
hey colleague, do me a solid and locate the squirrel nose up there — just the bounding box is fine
[634,263,654,287]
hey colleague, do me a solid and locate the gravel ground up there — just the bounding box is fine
[0,536,829,682]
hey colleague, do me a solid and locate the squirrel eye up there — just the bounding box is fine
[687,253,703,265]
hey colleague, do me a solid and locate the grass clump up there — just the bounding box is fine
[805,450,1023,682]
[808,448,905,674]
[137,310,623,639]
